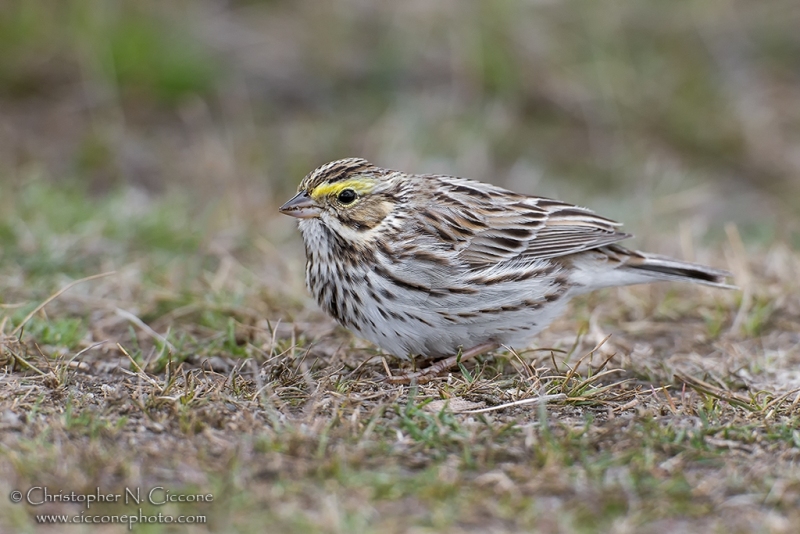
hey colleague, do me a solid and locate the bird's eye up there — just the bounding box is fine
[337,189,358,205]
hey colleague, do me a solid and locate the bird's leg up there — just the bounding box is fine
[384,342,499,385]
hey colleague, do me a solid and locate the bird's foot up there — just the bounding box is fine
[383,343,498,385]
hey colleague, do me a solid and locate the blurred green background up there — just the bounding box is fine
[1,0,798,247]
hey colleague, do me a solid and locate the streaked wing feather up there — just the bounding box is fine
[427,178,631,267]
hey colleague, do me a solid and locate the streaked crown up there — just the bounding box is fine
[299,158,380,194]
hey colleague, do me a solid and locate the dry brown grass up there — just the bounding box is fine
[1,216,798,532]
[1,1,799,531]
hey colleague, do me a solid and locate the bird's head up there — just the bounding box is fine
[280,158,401,235]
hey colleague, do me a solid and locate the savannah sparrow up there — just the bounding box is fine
[280,158,733,382]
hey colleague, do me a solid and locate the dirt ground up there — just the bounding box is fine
[1,2,799,532]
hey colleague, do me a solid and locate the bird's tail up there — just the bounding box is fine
[612,245,735,289]
[570,244,736,290]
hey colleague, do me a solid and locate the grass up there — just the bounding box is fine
[1,1,799,532]
[0,181,799,533]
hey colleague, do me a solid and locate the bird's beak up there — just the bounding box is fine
[279,191,322,219]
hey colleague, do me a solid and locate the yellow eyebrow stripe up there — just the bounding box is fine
[310,178,376,200]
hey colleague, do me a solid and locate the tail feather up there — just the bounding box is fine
[623,251,736,289]
[567,245,736,291]
[569,244,738,290]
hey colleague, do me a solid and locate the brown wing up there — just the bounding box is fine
[418,176,631,268]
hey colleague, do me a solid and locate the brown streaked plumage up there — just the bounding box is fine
[280,158,735,382]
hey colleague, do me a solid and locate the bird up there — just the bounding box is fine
[279,158,734,383]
